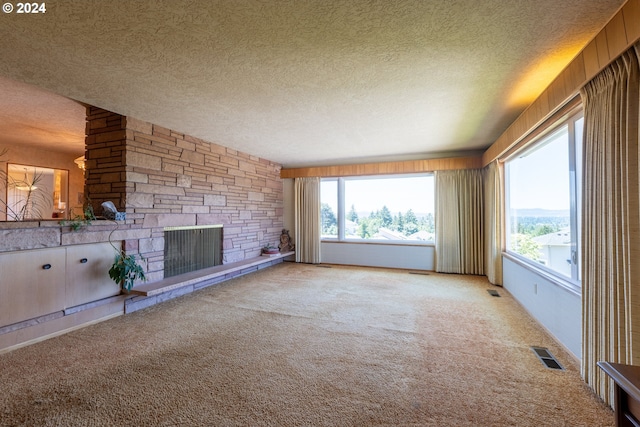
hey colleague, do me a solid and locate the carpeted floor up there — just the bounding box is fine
[0,263,613,426]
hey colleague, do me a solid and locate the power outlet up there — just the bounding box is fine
[533,283,538,295]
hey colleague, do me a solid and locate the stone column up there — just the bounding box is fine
[84,107,129,216]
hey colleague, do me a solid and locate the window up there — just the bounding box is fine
[321,174,435,243]
[3,164,69,221]
[321,179,338,239]
[505,113,582,284]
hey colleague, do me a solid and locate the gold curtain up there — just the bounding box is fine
[435,169,484,275]
[581,44,640,406]
[483,161,503,285]
[294,177,321,264]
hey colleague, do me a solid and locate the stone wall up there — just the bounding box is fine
[85,108,128,212]
[86,107,284,282]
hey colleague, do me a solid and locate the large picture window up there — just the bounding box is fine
[321,174,434,243]
[505,113,582,284]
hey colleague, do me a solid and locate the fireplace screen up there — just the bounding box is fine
[164,225,223,278]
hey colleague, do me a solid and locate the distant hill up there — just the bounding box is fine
[350,208,568,219]
[356,210,432,219]
[510,208,569,217]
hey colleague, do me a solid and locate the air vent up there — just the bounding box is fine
[531,346,564,370]
[409,271,430,276]
[487,289,500,297]
[316,265,332,268]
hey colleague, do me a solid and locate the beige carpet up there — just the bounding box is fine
[0,263,613,426]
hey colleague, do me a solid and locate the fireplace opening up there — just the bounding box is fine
[164,225,223,278]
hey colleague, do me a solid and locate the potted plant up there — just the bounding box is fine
[107,219,146,292]
[108,250,146,292]
[59,205,96,231]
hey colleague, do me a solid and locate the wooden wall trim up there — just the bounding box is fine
[280,156,483,178]
[482,0,640,166]
[495,96,582,163]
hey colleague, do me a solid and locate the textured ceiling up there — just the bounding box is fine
[0,0,625,167]
[0,76,85,154]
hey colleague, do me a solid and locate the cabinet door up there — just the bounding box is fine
[0,247,66,327]
[65,243,121,308]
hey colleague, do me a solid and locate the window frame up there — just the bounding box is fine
[321,173,435,246]
[503,110,583,292]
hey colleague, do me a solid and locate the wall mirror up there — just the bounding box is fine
[2,164,69,221]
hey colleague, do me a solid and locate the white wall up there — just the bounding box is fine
[503,255,581,360]
[321,241,434,270]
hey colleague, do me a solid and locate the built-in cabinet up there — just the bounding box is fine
[0,247,66,326]
[65,243,120,308]
[0,243,120,328]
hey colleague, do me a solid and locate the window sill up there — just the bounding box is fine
[502,252,580,297]
[321,239,434,248]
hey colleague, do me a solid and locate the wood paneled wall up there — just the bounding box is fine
[280,156,483,179]
[483,0,640,165]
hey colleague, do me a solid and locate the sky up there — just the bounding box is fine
[507,121,580,211]
[321,175,434,215]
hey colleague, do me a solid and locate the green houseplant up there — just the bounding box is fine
[108,251,146,292]
[107,218,146,292]
[60,205,96,231]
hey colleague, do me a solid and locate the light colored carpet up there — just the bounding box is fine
[0,263,613,426]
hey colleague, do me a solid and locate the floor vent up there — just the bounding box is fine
[316,265,332,268]
[487,289,501,297]
[409,271,430,276]
[531,346,564,370]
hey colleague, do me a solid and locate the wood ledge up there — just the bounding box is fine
[280,156,483,178]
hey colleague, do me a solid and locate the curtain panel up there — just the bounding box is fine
[435,169,484,275]
[483,161,503,285]
[580,44,640,406]
[294,177,321,264]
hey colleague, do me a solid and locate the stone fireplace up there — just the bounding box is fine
[85,107,284,283]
